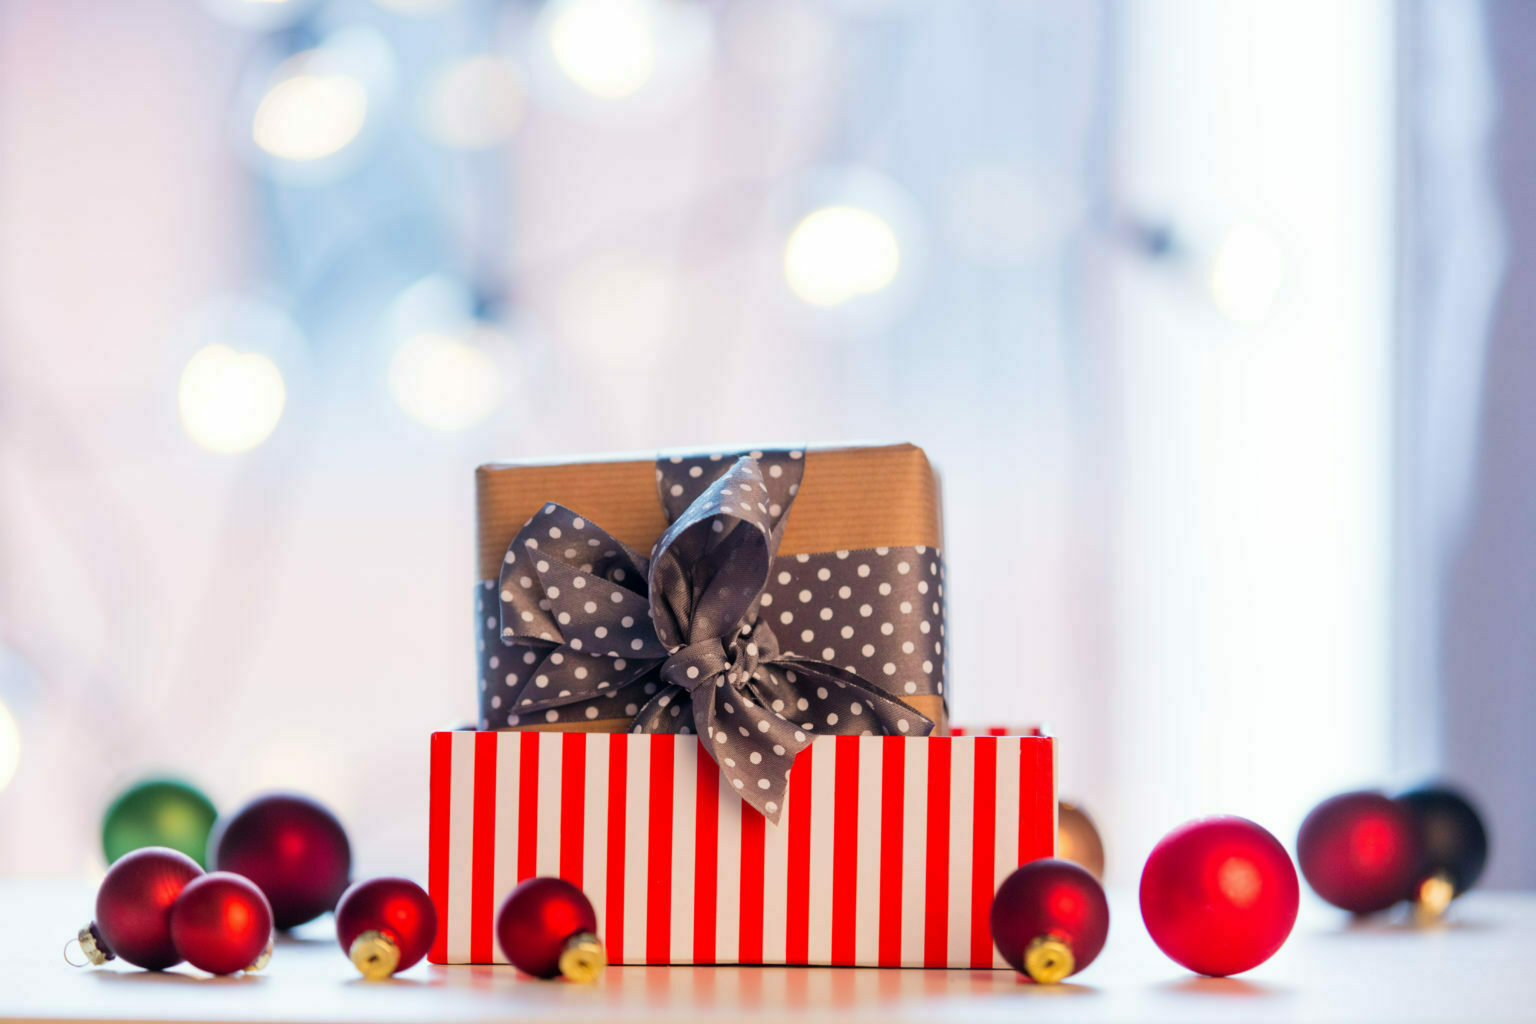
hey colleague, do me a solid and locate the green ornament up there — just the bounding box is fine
[102,779,218,867]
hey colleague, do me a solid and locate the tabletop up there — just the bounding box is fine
[3,879,1532,1024]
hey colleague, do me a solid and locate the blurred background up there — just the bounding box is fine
[0,0,1529,889]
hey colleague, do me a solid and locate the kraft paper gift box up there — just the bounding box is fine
[435,443,1058,966]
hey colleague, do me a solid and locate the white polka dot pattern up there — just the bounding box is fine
[476,448,948,822]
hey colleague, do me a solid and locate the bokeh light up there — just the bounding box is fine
[388,331,502,432]
[1208,223,1286,324]
[420,56,526,150]
[0,698,19,795]
[244,29,396,181]
[547,0,656,99]
[178,345,288,454]
[784,206,901,307]
[253,66,369,162]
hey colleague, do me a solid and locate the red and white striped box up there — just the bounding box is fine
[427,730,1056,968]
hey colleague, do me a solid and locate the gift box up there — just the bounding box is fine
[427,729,1057,967]
[474,443,950,823]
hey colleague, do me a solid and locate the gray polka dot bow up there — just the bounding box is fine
[496,453,935,822]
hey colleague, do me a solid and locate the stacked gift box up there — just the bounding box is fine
[429,443,1056,967]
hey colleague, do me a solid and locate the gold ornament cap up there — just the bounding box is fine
[1414,872,1455,926]
[1024,935,1075,984]
[248,936,274,972]
[558,932,606,983]
[350,930,402,980]
[67,924,115,967]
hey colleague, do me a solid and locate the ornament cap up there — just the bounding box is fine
[558,932,606,983]
[248,936,275,973]
[67,924,115,967]
[1024,935,1075,983]
[350,930,402,980]
[1414,872,1455,925]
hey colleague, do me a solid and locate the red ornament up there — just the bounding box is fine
[990,858,1109,982]
[495,877,605,982]
[210,794,351,930]
[169,872,274,975]
[1297,790,1419,915]
[335,877,438,979]
[1140,816,1299,977]
[78,846,204,970]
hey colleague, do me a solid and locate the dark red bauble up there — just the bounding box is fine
[210,793,351,929]
[335,877,438,979]
[95,846,204,970]
[1140,816,1299,977]
[1297,790,1419,914]
[990,858,1110,981]
[496,877,603,981]
[169,872,274,975]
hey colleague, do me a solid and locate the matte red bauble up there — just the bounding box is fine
[495,877,605,982]
[1140,816,1299,977]
[170,872,274,975]
[210,794,351,929]
[90,846,204,970]
[990,858,1110,982]
[335,877,438,979]
[1297,790,1419,915]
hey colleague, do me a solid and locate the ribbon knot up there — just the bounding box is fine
[493,452,934,822]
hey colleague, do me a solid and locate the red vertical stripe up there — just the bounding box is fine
[604,734,628,965]
[830,736,860,965]
[470,732,498,964]
[427,732,453,964]
[784,744,815,964]
[969,738,998,967]
[693,742,720,964]
[877,737,905,967]
[738,807,765,964]
[1019,737,1056,862]
[923,737,952,968]
[559,733,586,888]
[517,735,540,882]
[645,735,674,964]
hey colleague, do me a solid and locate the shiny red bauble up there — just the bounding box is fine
[335,877,438,979]
[1140,816,1299,977]
[95,846,204,970]
[169,872,274,975]
[1297,790,1420,914]
[990,858,1109,981]
[210,793,351,929]
[496,877,603,981]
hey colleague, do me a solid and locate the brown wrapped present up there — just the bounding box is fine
[472,443,948,820]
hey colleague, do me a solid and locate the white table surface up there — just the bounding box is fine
[4,879,1531,1024]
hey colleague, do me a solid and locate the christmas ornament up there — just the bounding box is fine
[335,877,438,979]
[1297,790,1419,915]
[169,872,273,975]
[76,846,203,970]
[495,877,604,982]
[1140,816,1299,977]
[1057,802,1106,880]
[990,858,1109,982]
[102,779,218,867]
[1397,783,1489,921]
[210,793,351,929]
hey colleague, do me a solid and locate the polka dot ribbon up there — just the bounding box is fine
[495,451,935,822]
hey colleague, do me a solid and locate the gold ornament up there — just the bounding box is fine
[1057,801,1106,880]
